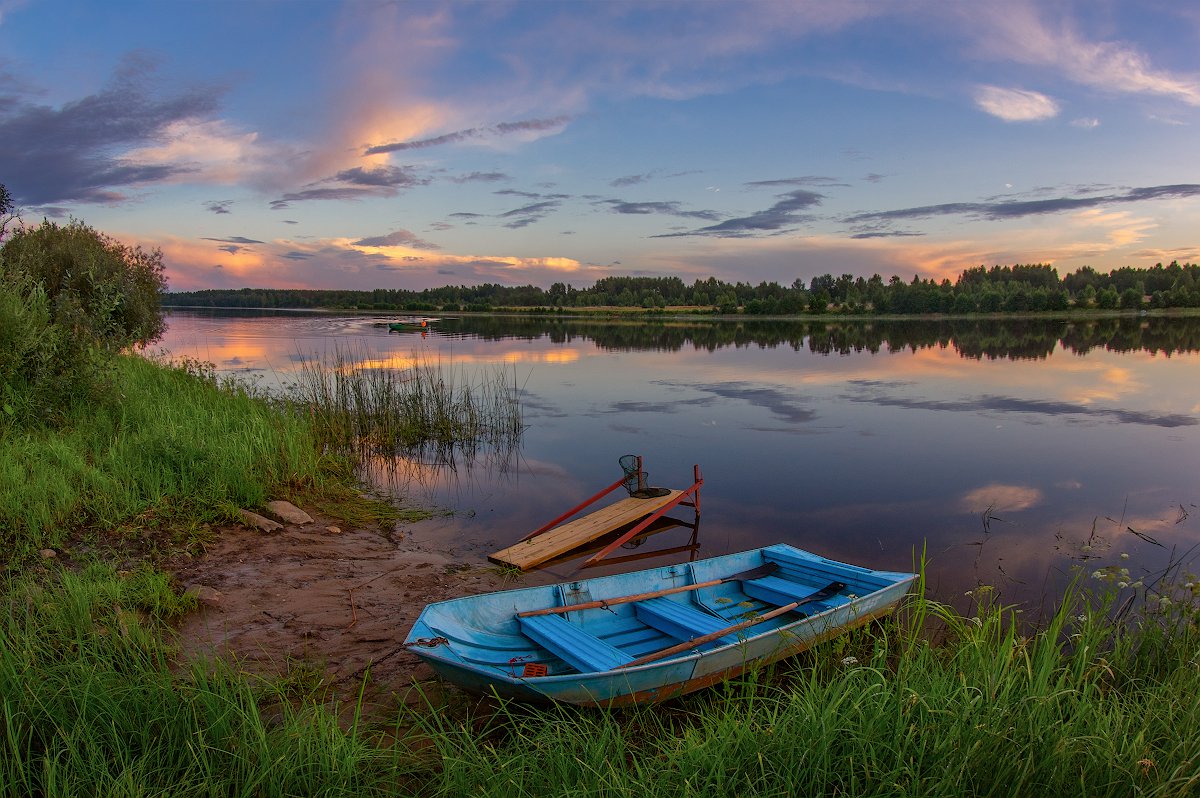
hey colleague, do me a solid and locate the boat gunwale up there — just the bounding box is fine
[407,547,917,685]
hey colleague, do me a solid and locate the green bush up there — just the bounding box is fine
[0,218,168,428]
[0,271,109,427]
[0,218,167,352]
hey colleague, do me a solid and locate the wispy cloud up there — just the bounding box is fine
[364,115,570,155]
[658,189,824,238]
[450,171,509,183]
[498,199,562,229]
[974,85,1059,121]
[964,4,1200,106]
[845,184,1200,226]
[682,381,818,424]
[598,199,721,221]
[745,176,847,188]
[845,383,1197,428]
[353,229,441,250]
[611,172,656,188]
[204,200,233,214]
[269,165,430,208]
[201,236,264,245]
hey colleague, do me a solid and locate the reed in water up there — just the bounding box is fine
[290,347,524,456]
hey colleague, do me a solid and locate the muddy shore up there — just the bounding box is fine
[168,509,524,710]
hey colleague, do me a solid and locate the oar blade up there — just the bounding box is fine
[726,561,779,583]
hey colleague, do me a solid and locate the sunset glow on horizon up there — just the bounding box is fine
[2,1,1198,293]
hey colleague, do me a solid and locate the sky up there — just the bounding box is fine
[1,0,1198,293]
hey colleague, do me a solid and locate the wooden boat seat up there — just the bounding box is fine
[633,598,743,646]
[518,614,634,673]
[744,576,843,609]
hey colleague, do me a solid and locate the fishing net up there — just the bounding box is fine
[619,454,672,499]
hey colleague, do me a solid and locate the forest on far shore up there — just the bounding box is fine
[164,261,1200,315]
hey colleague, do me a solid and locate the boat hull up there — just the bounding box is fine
[404,544,916,706]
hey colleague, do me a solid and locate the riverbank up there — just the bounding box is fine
[5,555,1198,797]
[4,351,1199,796]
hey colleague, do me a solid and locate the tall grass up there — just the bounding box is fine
[0,354,325,557]
[415,583,1200,797]
[0,565,414,798]
[290,347,524,458]
[3,565,1197,796]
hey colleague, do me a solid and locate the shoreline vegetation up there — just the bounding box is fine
[163,261,1200,316]
[4,212,1200,795]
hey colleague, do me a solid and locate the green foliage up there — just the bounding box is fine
[1,218,168,351]
[0,270,110,427]
[0,218,169,427]
[0,182,13,239]
[0,565,400,797]
[0,354,323,556]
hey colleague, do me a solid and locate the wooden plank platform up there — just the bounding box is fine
[489,490,685,571]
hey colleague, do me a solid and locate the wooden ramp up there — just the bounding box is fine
[489,490,684,571]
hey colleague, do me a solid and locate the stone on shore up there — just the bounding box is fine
[265,500,314,526]
[238,509,282,533]
[185,584,224,607]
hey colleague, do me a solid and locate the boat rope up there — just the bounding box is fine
[407,636,449,648]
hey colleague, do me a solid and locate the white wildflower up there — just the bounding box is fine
[841,656,859,667]
[1090,570,1104,580]
[1119,553,1130,560]
[1118,581,1129,589]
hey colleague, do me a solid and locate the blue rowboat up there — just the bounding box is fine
[404,544,917,706]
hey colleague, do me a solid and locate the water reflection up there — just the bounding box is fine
[432,314,1200,359]
[159,310,1200,610]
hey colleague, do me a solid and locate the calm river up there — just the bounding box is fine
[159,310,1200,609]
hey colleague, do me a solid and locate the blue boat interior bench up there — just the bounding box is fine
[519,613,635,672]
[515,564,853,673]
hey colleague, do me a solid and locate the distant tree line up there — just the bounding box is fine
[164,262,1200,315]
[419,314,1200,360]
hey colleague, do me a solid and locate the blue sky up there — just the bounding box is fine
[1,0,1198,292]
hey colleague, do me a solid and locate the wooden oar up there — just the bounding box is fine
[618,602,799,669]
[615,579,849,669]
[516,562,780,618]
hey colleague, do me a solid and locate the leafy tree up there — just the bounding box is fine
[1,219,168,351]
[1120,287,1144,310]
[1,219,169,427]
[0,182,16,242]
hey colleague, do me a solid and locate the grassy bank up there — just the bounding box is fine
[2,564,1197,797]
[0,354,330,559]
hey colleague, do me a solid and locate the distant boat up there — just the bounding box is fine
[404,544,916,706]
[388,317,434,331]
